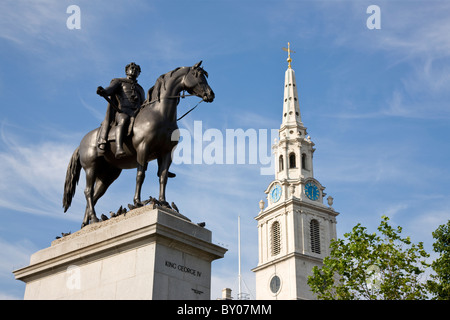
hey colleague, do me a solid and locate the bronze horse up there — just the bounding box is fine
[63,61,214,228]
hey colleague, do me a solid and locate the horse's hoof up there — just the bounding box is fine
[133,200,143,207]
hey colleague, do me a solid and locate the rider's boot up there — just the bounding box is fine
[97,118,111,155]
[115,125,127,159]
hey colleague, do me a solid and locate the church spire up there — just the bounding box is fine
[274,43,313,182]
[281,43,304,132]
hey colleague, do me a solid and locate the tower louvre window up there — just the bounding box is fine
[310,219,320,254]
[271,221,281,256]
[289,153,296,168]
[301,153,307,170]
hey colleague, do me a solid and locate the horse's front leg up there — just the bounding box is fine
[134,163,147,206]
[82,167,99,228]
[158,153,172,208]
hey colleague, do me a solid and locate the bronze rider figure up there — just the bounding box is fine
[96,62,145,159]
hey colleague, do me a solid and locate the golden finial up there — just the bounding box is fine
[282,42,295,69]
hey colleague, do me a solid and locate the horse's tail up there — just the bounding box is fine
[63,146,81,213]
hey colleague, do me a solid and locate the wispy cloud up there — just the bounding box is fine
[0,0,66,46]
[0,123,82,220]
[79,96,104,122]
[408,201,450,244]
[316,138,421,188]
[0,1,146,78]
[0,237,37,275]
[366,3,450,118]
[0,236,38,299]
[296,2,450,120]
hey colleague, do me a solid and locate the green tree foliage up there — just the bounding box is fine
[307,216,430,300]
[428,220,450,300]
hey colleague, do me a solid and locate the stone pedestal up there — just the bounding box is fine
[13,206,227,300]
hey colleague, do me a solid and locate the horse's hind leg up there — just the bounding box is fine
[93,166,122,206]
[81,164,121,228]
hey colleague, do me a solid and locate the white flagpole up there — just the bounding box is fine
[238,215,242,299]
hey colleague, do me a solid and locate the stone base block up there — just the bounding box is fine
[13,207,227,300]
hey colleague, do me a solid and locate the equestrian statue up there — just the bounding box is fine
[62,61,215,228]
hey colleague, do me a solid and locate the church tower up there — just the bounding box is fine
[252,44,339,300]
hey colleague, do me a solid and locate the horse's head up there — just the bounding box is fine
[183,61,215,103]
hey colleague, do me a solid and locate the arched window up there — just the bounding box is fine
[302,153,307,170]
[289,153,296,168]
[310,219,320,254]
[271,221,281,256]
[279,155,284,172]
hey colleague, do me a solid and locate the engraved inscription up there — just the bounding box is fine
[165,260,202,277]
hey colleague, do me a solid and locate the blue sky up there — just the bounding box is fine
[0,0,449,299]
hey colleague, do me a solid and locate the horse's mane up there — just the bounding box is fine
[145,67,183,104]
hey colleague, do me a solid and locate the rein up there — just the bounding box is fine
[176,99,204,121]
[141,93,204,122]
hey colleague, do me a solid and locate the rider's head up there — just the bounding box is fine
[125,62,141,79]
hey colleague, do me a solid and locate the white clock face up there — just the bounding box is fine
[270,184,282,203]
[270,275,281,294]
